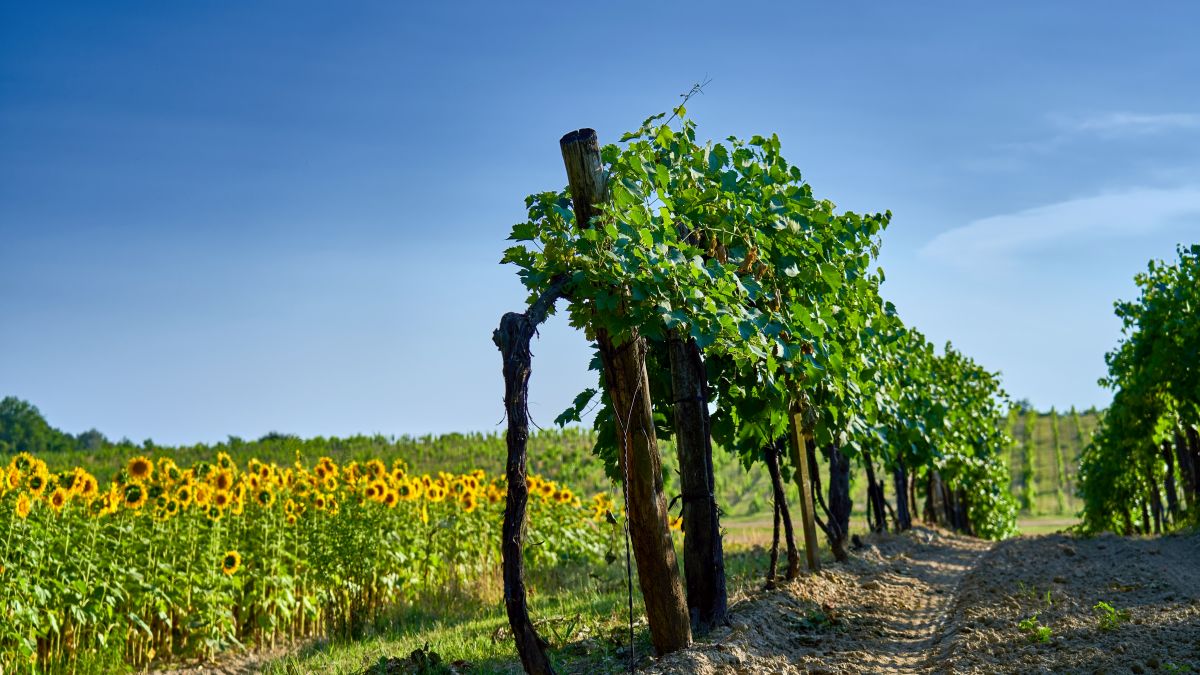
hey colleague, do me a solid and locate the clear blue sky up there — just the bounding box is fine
[2,2,1198,444]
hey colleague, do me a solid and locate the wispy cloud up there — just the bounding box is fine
[1061,112,1200,137]
[920,186,1200,270]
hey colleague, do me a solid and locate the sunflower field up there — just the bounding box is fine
[0,451,613,672]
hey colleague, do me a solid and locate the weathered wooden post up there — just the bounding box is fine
[667,327,727,629]
[560,128,692,654]
[786,402,821,571]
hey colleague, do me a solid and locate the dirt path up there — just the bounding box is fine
[937,532,1200,673]
[645,526,993,674]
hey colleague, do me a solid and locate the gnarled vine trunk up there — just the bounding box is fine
[1161,441,1179,519]
[1173,429,1195,510]
[893,463,912,531]
[493,277,569,675]
[765,438,801,580]
[862,449,887,534]
[825,443,851,562]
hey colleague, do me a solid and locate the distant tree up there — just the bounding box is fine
[0,396,73,454]
[74,428,109,451]
[1013,398,1035,414]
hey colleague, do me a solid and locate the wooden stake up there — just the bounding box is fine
[787,405,820,571]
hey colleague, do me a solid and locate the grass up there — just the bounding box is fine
[263,534,780,674]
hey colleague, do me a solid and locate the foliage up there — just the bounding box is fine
[1093,601,1131,631]
[505,108,1015,539]
[1079,244,1200,532]
[1017,615,1052,643]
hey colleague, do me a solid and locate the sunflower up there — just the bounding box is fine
[124,484,147,509]
[127,456,154,482]
[669,515,683,531]
[216,452,235,471]
[555,488,574,505]
[158,458,181,484]
[15,493,32,519]
[390,467,406,484]
[165,499,180,516]
[75,472,99,499]
[286,514,298,525]
[257,464,272,480]
[206,505,223,522]
[460,492,478,514]
[255,488,275,508]
[426,485,447,503]
[175,484,194,507]
[194,484,212,507]
[368,479,389,503]
[11,452,31,472]
[487,485,504,504]
[5,466,19,491]
[366,459,386,479]
[322,475,337,492]
[26,473,47,497]
[221,550,241,576]
[211,469,234,492]
[313,492,327,511]
[397,481,417,501]
[213,490,232,509]
[383,490,399,508]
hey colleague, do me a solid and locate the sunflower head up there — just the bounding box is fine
[16,493,32,519]
[12,452,35,472]
[222,550,241,576]
[211,469,234,492]
[256,488,275,508]
[49,487,70,511]
[366,459,386,479]
[460,492,478,514]
[216,452,235,472]
[213,490,232,509]
[383,490,399,508]
[555,488,574,505]
[124,484,147,509]
[127,456,154,482]
[207,505,223,522]
[194,484,212,507]
[27,473,46,495]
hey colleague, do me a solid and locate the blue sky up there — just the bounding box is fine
[2,2,1198,444]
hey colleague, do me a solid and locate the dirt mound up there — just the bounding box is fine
[644,526,992,674]
[937,532,1200,674]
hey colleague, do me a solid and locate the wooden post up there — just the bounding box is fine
[560,128,692,655]
[667,335,728,632]
[787,405,820,571]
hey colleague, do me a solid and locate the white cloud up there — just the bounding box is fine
[920,186,1200,270]
[1065,112,1200,137]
